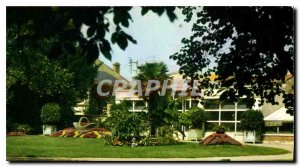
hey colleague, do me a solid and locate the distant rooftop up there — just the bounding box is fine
[94,59,129,83]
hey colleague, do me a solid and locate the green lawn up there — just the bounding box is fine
[6,136,289,158]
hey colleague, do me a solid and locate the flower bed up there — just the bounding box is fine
[50,127,111,139]
[7,132,26,136]
[200,132,242,146]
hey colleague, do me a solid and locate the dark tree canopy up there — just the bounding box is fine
[171,7,294,115]
[6,7,177,132]
[7,7,177,62]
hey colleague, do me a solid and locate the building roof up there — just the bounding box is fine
[94,59,129,83]
[168,71,218,82]
[264,107,294,122]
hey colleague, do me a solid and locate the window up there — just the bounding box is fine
[264,127,278,133]
[209,111,219,121]
[237,111,244,120]
[221,123,235,132]
[221,111,235,121]
[238,99,250,109]
[135,101,146,110]
[205,122,219,131]
[191,100,199,107]
[124,100,133,110]
[185,100,191,110]
[264,122,294,134]
[221,100,235,109]
[236,123,242,132]
[203,99,219,109]
[203,98,248,132]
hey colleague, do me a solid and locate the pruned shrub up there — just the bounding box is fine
[240,110,265,131]
[103,110,148,143]
[180,107,209,129]
[41,103,61,125]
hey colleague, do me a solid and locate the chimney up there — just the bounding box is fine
[113,62,120,74]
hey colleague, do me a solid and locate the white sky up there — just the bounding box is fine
[99,7,198,80]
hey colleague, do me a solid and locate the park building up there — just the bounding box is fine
[73,60,294,144]
[114,71,294,144]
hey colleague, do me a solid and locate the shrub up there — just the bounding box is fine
[156,126,177,145]
[180,107,209,129]
[103,110,148,143]
[240,110,265,131]
[10,123,32,134]
[138,137,158,146]
[40,103,61,125]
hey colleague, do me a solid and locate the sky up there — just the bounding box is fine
[99,7,198,81]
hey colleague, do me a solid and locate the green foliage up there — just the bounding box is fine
[156,126,177,145]
[7,24,97,131]
[173,7,294,115]
[7,7,176,62]
[134,62,170,136]
[110,101,130,112]
[163,100,187,138]
[86,97,106,116]
[10,123,33,134]
[103,110,148,142]
[7,136,290,158]
[180,107,209,129]
[163,100,181,125]
[40,103,61,125]
[85,98,99,115]
[7,7,177,133]
[141,7,177,22]
[214,125,226,134]
[135,62,169,81]
[240,110,265,131]
[202,99,220,109]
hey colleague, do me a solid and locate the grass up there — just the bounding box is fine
[6,135,290,158]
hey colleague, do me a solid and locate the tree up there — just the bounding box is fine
[171,7,294,115]
[180,107,209,129]
[240,110,265,132]
[7,7,177,132]
[7,7,176,62]
[135,62,170,136]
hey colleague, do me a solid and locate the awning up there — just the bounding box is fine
[264,107,294,122]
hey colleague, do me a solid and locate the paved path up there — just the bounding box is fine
[7,143,294,162]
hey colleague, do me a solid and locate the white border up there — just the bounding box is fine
[1,0,299,167]
[2,0,299,6]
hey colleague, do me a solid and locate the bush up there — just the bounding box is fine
[156,126,177,145]
[10,123,32,134]
[103,110,148,143]
[240,110,265,131]
[40,103,61,125]
[180,107,209,129]
[85,98,105,115]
